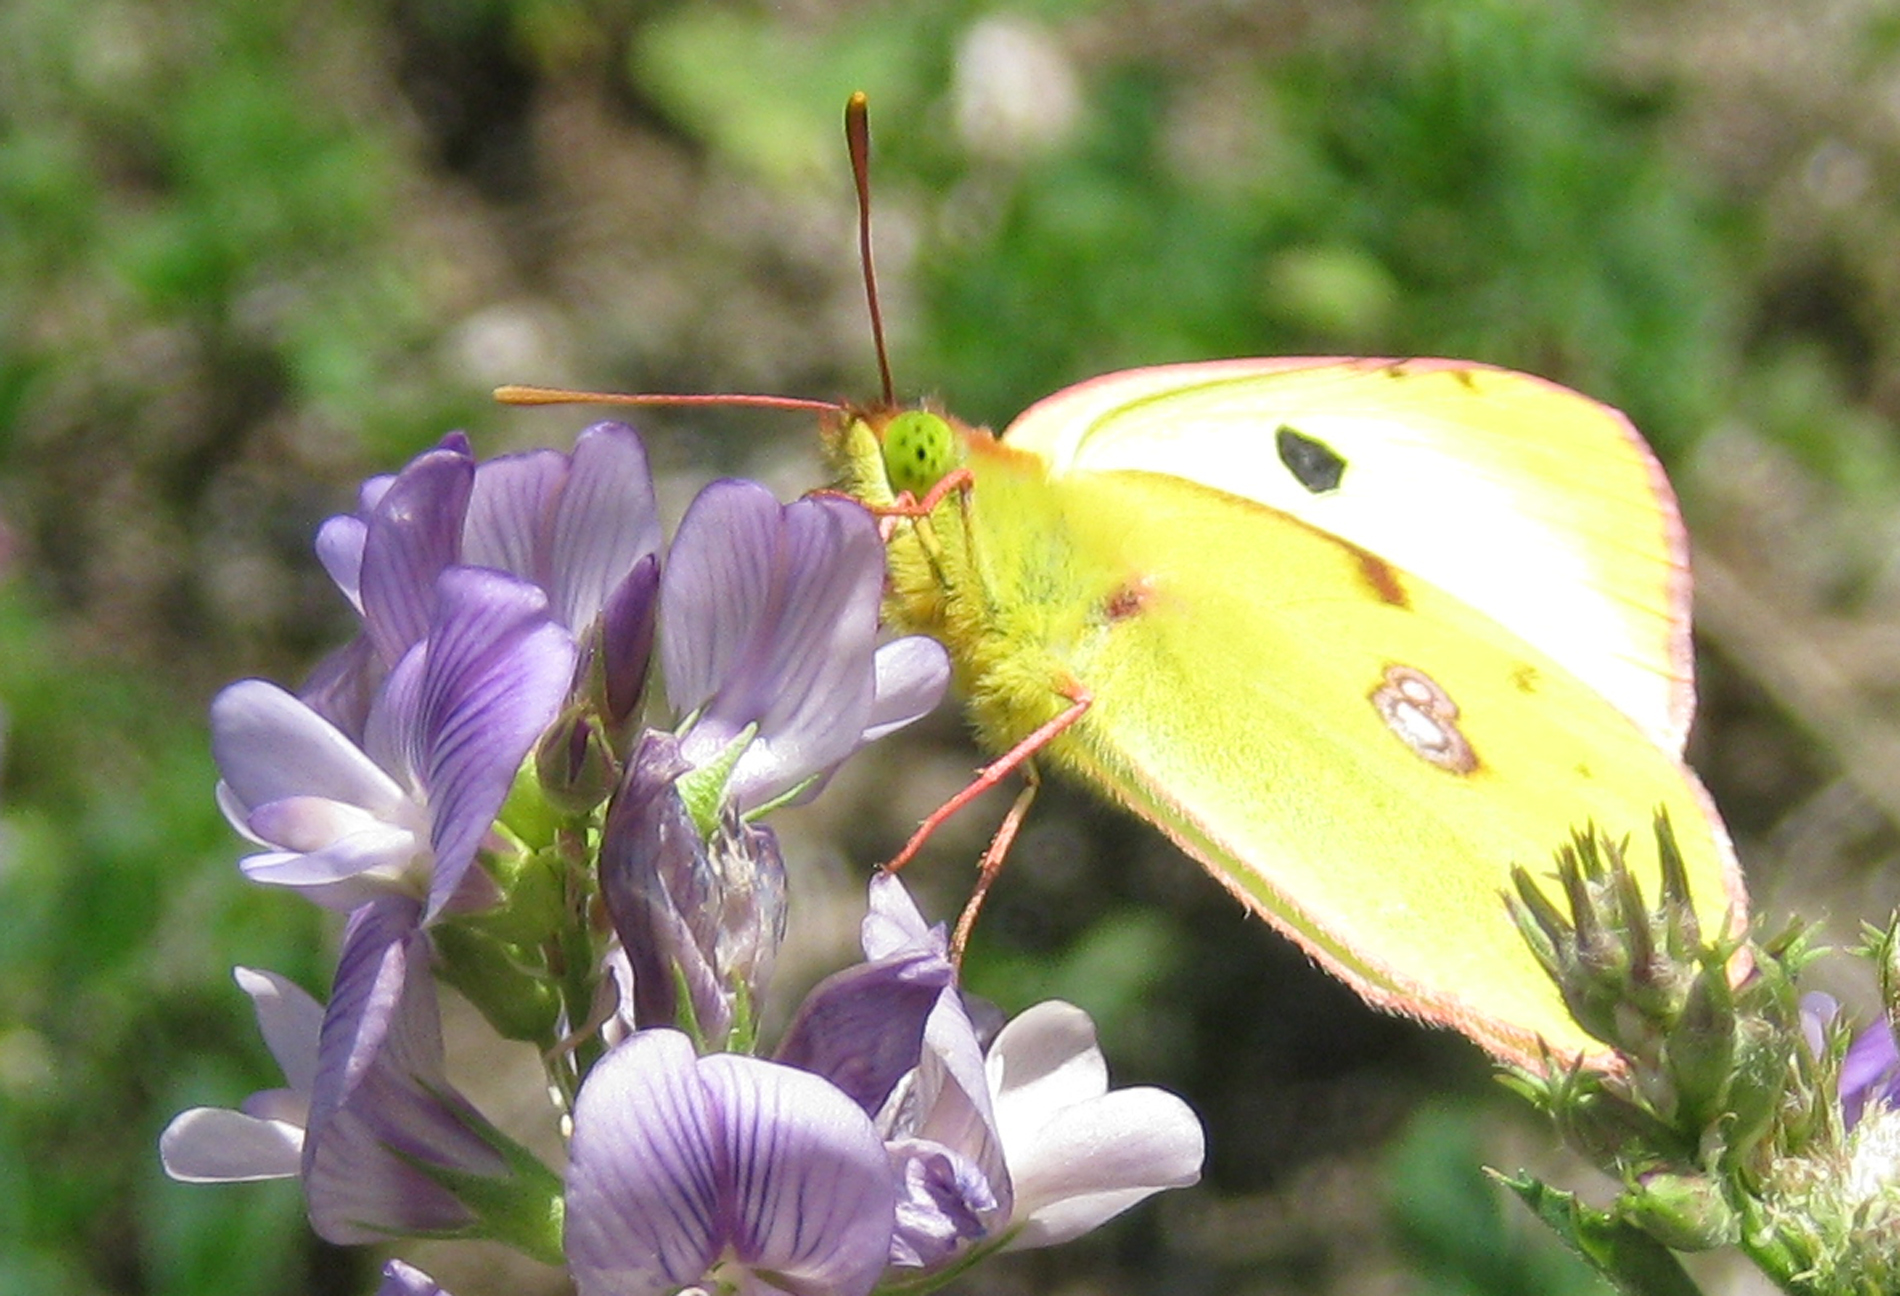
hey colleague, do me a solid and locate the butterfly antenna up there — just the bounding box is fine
[847,91,896,409]
[494,385,843,416]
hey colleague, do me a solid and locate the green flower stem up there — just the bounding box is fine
[550,824,606,1110]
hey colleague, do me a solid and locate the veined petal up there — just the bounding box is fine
[700,1052,895,1296]
[659,479,781,724]
[359,447,476,667]
[566,1031,725,1296]
[462,449,566,586]
[775,945,954,1117]
[303,897,504,1244]
[567,1033,896,1296]
[547,423,662,633]
[159,1106,304,1182]
[717,498,884,808]
[212,681,409,822]
[406,568,577,919]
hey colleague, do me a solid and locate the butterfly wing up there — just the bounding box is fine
[988,463,1742,1066]
[1002,358,1694,755]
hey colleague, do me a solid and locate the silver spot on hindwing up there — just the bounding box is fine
[1371,665,1477,774]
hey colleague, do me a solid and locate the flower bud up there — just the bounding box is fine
[1662,957,1737,1131]
[598,732,787,1048]
[1617,1171,1738,1251]
[534,707,620,816]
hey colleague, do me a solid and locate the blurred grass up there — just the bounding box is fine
[7,0,1900,1293]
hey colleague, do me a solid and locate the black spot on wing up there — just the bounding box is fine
[1276,425,1347,494]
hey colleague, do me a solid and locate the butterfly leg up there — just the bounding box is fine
[950,767,1040,964]
[885,684,1092,874]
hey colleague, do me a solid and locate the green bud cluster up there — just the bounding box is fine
[1503,814,1839,1284]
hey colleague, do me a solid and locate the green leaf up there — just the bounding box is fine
[1494,1172,1706,1296]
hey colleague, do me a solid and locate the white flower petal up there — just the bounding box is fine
[986,1001,1109,1153]
[235,967,325,1094]
[159,1106,304,1183]
[1001,1087,1203,1249]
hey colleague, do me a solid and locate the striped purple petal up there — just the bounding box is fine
[548,423,663,633]
[302,897,506,1245]
[566,1030,895,1296]
[358,446,476,668]
[660,482,899,811]
[396,568,577,919]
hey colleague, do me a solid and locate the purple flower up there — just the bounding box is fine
[598,730,787,1041]
[775,873,958,1117]
[214,567,576,918]
[564,1030,898,1296]
[1805,993,1900,1131]
[162,899,543,1249]
[309,425,660,736]
[658,480,949,813]
[779,875,1203,1270]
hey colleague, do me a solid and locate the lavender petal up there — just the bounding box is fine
[566,1031,725,1296]
[548,423,662,633]
[701,1052,896,1296]
[359,447,476,668]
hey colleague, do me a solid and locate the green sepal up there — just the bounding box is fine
[496,751,565,852]
[1494,1171,1706,1296]
[473,843,568,947]
[1662,957,1736,1132]
[1616,1172,1739,1252]
[394,1082,567,1266]
[674,723,753,839]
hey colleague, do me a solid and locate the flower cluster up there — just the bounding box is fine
[161,425,1204,1295]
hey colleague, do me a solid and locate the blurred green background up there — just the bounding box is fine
[6,0,1900,1293]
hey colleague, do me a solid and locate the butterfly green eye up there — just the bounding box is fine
[881,410,959,498]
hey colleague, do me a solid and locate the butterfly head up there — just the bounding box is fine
[825,404,988,507]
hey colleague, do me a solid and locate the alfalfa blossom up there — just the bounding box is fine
[597,481,948,1042]
[162,897,560,1255]
[837,875,1204,1266]
[564,1030,899,1296]
[213,566,576,918]
[164,416,1202,1295]
[306,424,660,737]
[658,478,949,816]
[563,873,1204,1295]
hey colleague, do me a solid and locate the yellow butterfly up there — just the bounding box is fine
[499,98,1745,1068]
[822,355,1745,1066]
